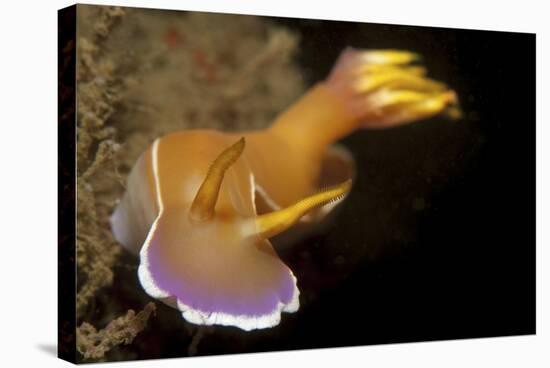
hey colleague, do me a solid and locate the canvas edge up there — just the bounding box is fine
[58,3,77,364]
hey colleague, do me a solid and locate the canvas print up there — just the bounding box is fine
[58,3,535,363]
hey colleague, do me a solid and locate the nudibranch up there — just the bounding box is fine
[111,48,460,331]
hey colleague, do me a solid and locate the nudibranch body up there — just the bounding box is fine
[111,48,460,330]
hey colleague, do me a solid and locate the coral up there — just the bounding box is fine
[76,302,156,360]
[76,6,126,318]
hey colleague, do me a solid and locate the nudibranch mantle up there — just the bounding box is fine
[111,48,460,331]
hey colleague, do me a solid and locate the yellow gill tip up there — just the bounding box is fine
[359,49,420,65]
[377,90,461,126]
[327,47,461,127]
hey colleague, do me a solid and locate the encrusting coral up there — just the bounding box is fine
[76,6,125,318]
[76,303,156,360]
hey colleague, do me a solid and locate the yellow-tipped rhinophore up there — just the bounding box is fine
[189,137,246,222]
[247,179,352,239]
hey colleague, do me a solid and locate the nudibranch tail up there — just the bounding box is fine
[326,47,461,129]
[244,179,352,239]
[189,137,245,222]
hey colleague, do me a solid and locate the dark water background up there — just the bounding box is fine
[106,15,535,360]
